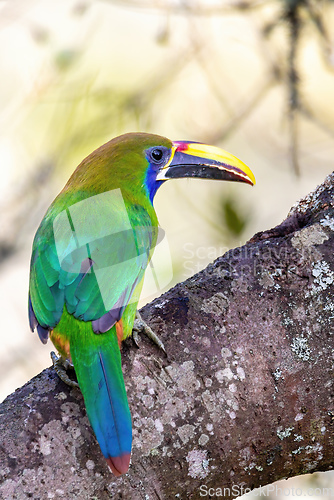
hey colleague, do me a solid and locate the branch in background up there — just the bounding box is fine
[103,0,268,16]
[205,77,276,145]
[1,173,334,499]
[286,0,301,176]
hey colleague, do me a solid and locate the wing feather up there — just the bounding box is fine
[29,198,154,339]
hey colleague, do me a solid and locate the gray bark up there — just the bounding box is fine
[1,173,334,500]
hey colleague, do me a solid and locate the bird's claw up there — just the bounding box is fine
[51,351,80,388]
[132,311,166,354]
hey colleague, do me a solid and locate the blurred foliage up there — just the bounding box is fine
[1,0,334,263]
[220,196,251,242]
[262,0,334,175]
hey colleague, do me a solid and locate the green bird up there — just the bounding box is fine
[29,133,255,476]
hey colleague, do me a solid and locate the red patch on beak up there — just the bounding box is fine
[174,141,189,152]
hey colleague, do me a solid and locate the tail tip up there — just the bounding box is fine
[106,453,131,477]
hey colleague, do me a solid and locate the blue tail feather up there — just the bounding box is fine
[70,326,132,461]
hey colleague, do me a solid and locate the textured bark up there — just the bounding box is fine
[1,174,334,500]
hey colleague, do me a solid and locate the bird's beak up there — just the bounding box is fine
[156,141,255,186]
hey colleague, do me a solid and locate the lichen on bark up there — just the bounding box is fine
[1,174,334,499]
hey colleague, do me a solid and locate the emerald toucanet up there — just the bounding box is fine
[29,133,255,476]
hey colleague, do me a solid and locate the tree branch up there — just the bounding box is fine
[1,174,334,499]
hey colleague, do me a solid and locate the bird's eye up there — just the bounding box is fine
[146,146,170,167]
[151,148,164,163]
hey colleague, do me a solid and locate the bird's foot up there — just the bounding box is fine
[132,311,166,354]
[51,351,79,388]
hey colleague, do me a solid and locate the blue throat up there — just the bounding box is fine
[145,165,165,204]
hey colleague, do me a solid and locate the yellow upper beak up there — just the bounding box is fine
[156,141,255,186]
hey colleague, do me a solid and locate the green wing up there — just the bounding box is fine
[29,190,156,340]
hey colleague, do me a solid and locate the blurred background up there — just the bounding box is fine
[0,0,333,496]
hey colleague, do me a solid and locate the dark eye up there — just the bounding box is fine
[147,145,170,167]
[151,148,164,163]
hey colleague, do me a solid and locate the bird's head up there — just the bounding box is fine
[64,133,255,206]
[142,134,255,203]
